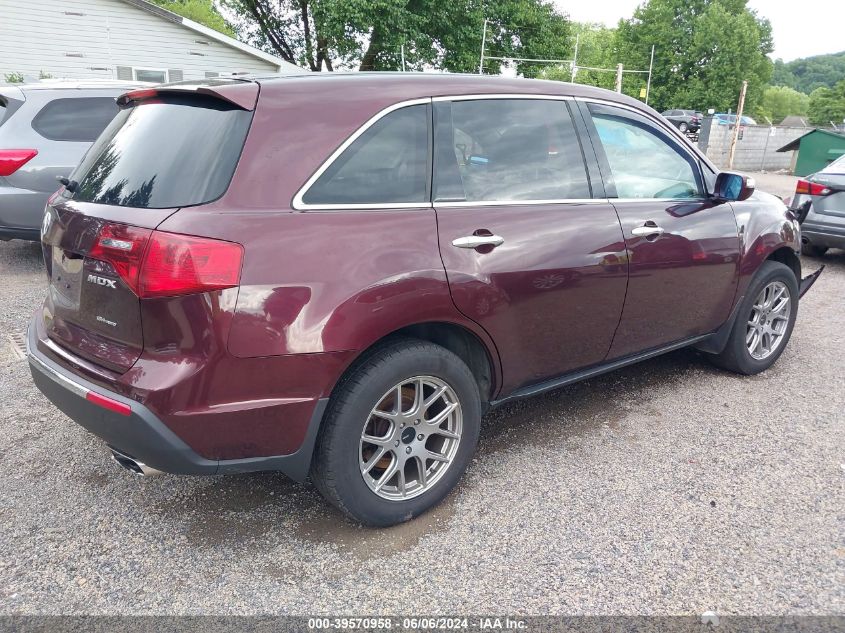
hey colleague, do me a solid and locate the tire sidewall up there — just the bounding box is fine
[729,261,799,374]
[321,342,481,526]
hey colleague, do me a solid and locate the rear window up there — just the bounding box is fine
[70,94,252,209]
[31,97,120,142]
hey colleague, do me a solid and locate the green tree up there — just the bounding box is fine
[807,81,845,127]
[224,0,570,73]
[541,22,618,90]
[151,0,235,36]
[616,0,772,113]
[758,85,809,123]
[771,59,796,90]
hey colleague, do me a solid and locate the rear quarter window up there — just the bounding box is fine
[301,104,430,206]
[31,97,120,142]
[70,94,252,209]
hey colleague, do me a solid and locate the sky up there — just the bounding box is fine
[555,0,845,61]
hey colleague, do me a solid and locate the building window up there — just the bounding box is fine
[133,68,168,83]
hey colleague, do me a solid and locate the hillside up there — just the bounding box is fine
[772,51,845,94]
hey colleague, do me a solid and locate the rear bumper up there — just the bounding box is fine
[801,222,845,249]
[27,320,327,480]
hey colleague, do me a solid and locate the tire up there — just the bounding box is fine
[706,261,799,375]
[679,122,688,133]
[311,338,482,527]
[801,242,828,257]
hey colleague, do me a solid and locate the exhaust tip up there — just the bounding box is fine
[110,448,162,476]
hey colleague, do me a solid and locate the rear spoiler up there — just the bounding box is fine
[0,86,26,125]
[116,80,258,110]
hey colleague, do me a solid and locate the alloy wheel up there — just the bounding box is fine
[359,376,462,501]
[746,280,791,360]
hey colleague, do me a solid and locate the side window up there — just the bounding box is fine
[433,99,591,202]
[302,104,429,206]
[31,97,120,142]
[134,69,168,83]
[588,103,702,199]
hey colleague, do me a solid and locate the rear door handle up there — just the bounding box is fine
[452,235,505,249]
[631,223,665,237]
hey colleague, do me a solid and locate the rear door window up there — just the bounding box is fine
[31,97,120,142]
[70,94,252,209]
[300,104,430,207]
[433,99,591,202]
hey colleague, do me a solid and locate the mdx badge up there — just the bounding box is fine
[87,274,117,289]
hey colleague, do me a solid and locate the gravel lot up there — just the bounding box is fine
[1,180,843,615]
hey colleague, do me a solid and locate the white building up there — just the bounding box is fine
[0,0,303,83]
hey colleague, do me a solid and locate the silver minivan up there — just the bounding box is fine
[0,80,138,241]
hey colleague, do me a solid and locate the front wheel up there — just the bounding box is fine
[706,261,799,375]
[679,122,688,133]
[311,339,481,526]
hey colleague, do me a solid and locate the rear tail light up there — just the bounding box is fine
[140,231,243,298]
[90,223,243,298]
[795,180,832,196]
[116,88,159,107]
[89,223,153,295]
[0,149,38,176]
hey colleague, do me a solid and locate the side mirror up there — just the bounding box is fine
[714,172,755,201]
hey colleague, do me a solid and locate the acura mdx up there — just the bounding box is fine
[28,75,821,526]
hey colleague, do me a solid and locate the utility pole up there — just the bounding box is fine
[478,19,487,74]
[728,79,748,170]
[645,45,655,105]
[570,33,579,82]
[615,64,623,93]
[401,44,406,72]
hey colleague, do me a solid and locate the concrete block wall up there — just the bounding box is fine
[697,119,807,172]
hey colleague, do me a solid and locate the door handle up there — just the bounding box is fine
[452,235,505,249]
[631,223,665,238]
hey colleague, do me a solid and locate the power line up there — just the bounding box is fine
[478,17,655,100]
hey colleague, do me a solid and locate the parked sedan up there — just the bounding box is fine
[0,80,138,241]
[661,109,700,133]
[792,153,845,256]
[714,113,757,126]
[28,75,820,527]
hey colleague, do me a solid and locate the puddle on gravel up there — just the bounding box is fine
[149,472,305,547]
[151,470,458,559]
[287,487,459,559]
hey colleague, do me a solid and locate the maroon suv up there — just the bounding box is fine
[28,74,821,526]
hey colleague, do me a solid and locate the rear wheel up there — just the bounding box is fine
[679,122,688,133]
[801,242,828,257]
[706,261,799,375]
[311,339,481,526]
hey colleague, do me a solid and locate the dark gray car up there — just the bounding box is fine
[661,109,701,133]
[0,80,138,241]
[792,154,845,256]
